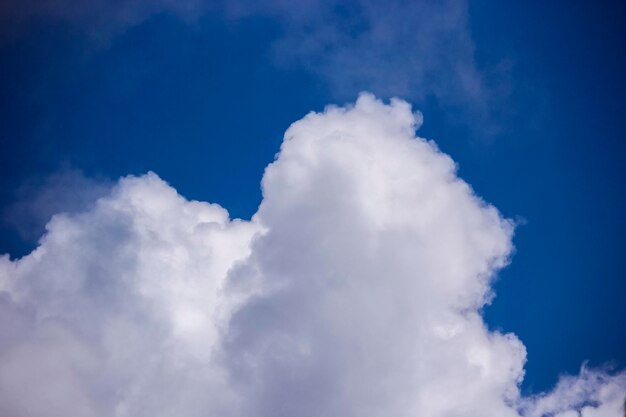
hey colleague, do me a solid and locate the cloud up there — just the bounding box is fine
[231,0,493,102]
[521,367,626,417]
[0,94,623,416]
[1,0,506,135]
[0,172,259,417]
[2,168,112,244]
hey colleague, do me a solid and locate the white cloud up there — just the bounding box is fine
[0,173,260,417]
[0,94,623,416]
[521,367,626,417]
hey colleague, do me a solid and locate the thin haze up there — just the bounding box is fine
[0,0,504,134]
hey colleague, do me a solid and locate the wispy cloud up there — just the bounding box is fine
[0,95,622,416]
[258,0,505,135]
[0,0,509,136]
[2,168,112,244]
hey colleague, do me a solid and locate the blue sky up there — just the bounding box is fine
[0,0,625,411]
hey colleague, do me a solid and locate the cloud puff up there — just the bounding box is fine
[0,94,623,416]
[521,367,626,417]
[0,171,260,416]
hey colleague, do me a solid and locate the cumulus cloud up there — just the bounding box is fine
[0,94,623,416]
[521,367,626,417]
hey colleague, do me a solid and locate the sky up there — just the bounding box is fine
[0,1,625,416]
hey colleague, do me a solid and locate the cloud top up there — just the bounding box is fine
[0,94,623,416]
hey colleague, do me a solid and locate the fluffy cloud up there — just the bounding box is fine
[0,171,259,416]
[0,94,623,416]
[521,367,626,417]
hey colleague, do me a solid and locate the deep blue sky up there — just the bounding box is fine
[0,0,624,394]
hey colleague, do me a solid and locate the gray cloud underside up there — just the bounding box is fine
[0,94,624,417]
